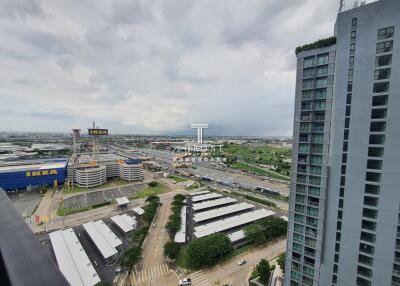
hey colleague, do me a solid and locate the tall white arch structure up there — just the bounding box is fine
[190,123,209,145]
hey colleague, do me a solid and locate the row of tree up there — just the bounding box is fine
[244,216,287,246]
[120,195,160,269]
[186,233,233,268]
[165,194,186,238]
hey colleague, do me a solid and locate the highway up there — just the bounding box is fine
[138,148,290,197]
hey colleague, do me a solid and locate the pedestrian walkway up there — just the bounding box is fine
[188,270,212,286]
[131,263,172,284]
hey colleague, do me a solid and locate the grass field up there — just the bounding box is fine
[230,162,290,181]
[130,182,170,199]
[168,175,187,183]
[219,144,291,163]
[62,179,135,194]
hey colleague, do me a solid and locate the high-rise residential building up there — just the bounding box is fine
[285,0,400,285]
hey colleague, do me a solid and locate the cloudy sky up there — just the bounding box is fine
[0,0,339,136]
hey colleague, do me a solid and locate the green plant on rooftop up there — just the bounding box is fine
[295,36,336,54]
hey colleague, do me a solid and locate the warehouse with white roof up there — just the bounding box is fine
[111,214,137,233]
[49,228,100,286]
[192,197,237,211]
[174,206,187,244]
[83,220,121,261]
[193,202,255,223]
[191,192,223,202]
[194,209,275,238]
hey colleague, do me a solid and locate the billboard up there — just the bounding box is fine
[88,129,108,136]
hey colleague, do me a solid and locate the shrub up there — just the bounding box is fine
[295,36,336,54]
[148,181,158,187]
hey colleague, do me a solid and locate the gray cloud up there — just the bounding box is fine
[0,0,339,135]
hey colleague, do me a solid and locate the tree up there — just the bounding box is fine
[257,259,273,285]
[187,233,233,268]
[244,217,287,246]
[95,282,112,286]
[163,241,181,260]
[244,224,267,245]
[277,252,286,274]
[120,246,142,268]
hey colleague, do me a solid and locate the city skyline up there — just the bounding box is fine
[0,0,339,136]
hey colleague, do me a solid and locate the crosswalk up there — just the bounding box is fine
[131,263,172,284]
[188,271,211,286]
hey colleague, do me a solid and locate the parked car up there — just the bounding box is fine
[179,278,192,286]
[238,259,247,266]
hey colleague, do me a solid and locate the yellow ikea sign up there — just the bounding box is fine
[26,169,58,177]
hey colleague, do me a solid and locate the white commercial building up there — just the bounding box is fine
[193,202,255,223]
[192,197,237,211]
[194,209,275,238]
[69,153,144,188]
[74,166,107,188]
[49,229,100,286]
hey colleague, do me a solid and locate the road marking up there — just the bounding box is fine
[189,270,212,286]
[132,264,172,284]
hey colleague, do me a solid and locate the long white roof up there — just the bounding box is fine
[192,197,237,211]
[94,220,122,248]
[111,214,137,233]
[189,190,210,196]
[174,206,187,243]
[227,230,246,242]
[193,203,255,223]
[116,197,129,205]
[132,207,145,215]
[191,193,223,202]
[83,221,119,259]
[49,229,100,286]
[194,209,275,238]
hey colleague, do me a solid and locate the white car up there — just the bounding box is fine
[179,278,192,286]
[238,259,247,266]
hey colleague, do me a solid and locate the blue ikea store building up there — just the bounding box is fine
[0,159,68,191]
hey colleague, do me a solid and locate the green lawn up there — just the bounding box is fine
[230,162,290,181]
[62,179,136,194]
[57,206,91,216]
[217,144,291,163]
[168,175,187,183]
[130,182,170,199]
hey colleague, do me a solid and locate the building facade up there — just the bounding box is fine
[285,0,400,285]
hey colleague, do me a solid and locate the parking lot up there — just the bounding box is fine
[7,189,42,217]
[62,183,147,209]
[184,191,287,244]
[36,210,144,283]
